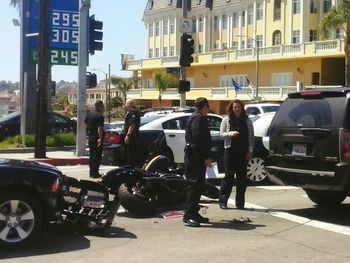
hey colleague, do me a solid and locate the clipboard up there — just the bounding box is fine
[206,162,218,178]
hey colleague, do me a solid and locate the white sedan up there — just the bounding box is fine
[140,112,223,164]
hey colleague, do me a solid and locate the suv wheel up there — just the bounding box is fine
[246,157,269,183]
[0,191,44,248]
[305,189,347,206]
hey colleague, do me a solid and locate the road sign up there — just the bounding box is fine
[180,18,192,33]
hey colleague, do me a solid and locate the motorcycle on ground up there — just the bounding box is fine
[103,155,219,216]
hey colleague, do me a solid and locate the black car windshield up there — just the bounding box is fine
[0,112,20,123]
[272,97,347,128]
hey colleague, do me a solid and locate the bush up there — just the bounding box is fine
[0,133,76,149]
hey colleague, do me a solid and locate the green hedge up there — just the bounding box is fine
[0,132,76,149]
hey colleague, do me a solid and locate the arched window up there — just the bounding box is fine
[274,0,281,21]
[273,30,281,46]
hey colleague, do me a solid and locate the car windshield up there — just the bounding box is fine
[0,112,20,122]
[261,105,280,113]
[272,97,346,128]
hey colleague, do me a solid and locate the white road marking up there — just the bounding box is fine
[256,186,299,190]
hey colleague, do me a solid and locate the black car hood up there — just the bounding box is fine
[0,158,61,174]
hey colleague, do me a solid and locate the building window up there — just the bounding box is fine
[310,0,318,13]
[213,16,219,31]
[170,46,175,56]
[214,42,219,50]
[274,0,281,21]
[232,41,238,49]
[256,35,263,47]
[257,3,263,20]
[222,15,227,30]
[148,24,153,37]
[273,30,281,45]
[241,40,245,49]
[96,94,101,99]
[148,0,154,10]
[247,38,254,48]
[170,19,175,34]
[155,48,160,58]
[148,48,153,58]
[336,29,344,39]
[292,30,300,44]
[324,0,331,13]
[192,18,197,33]
[163,20,168,35]
[163,47,168,57]
[222,43,228,49]
[309,30,317,41]
[241,11,246,27]
[292,0,300,14]
[90,94,94,99]
[155,22,159,36]
[247,5,254,24]
[198,17,204,32]
[232,13,238,28]
[271,72,293,86]
[198,44,203,53]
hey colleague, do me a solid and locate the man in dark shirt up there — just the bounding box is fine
[85,100,105,178]
[123,99,141,167]
[183,97,212,227]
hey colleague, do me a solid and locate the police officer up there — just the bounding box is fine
[85,100,105,178]
[183,97,212,227]
[123,99,142,167]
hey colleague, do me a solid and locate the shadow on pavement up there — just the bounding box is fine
[0,224,136,259]
[202,219,266,231]
[274,203,350,227]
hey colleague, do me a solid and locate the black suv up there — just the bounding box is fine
[265,87,350,206]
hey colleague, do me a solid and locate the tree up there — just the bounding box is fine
[10,0,20,8]
[110,77,138,103]
[322,0,350,85]
[153,73,177,105]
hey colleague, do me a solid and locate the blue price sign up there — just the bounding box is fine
[28,0,79,54]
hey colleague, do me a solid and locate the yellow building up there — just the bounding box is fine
[124,0,344,114]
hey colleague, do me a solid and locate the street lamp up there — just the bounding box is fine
[91,68,110,122]
[237,35,260,100]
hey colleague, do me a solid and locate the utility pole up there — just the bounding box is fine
[180,0,188,108]
[76,0,90,156]
[108,63,111,122]
[34,0,49,158]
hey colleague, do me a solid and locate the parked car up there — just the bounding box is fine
[244,102,280,116]
[266,87,350,206]
[0,112,77,140]
[0,159,67,247]
[247,112,275,183]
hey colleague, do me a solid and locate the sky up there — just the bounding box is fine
[0,0,146,83]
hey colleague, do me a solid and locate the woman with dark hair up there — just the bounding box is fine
[218,99,254,209]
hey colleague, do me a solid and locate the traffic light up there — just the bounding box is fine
[180,33,194,67]
[178,80,190,93]
[86,73,97,88]
[88,15,103,55]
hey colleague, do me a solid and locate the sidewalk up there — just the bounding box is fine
[0,148,89,166]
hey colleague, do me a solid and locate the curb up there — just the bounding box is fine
[35,157,89,166]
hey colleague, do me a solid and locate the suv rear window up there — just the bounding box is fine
[272,96,347,128]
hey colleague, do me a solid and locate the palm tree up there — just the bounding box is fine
[110,77,137,103]
[322,0,350,85]
[153,73,177,105]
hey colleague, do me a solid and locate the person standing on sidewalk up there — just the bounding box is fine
[123,99,141,167]
[218,99,254,210]
[85,100,105,178]
[183,97,212,227]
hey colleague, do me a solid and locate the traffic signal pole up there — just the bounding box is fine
[180,0,188,108]
[76,0,90,156]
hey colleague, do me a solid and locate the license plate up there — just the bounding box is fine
[292,144,307,156]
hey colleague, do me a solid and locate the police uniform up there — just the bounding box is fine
[123,108,141,167]
[85,110,105,177]
[183,111,211,220]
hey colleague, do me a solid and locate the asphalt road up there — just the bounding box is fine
[1,165,350,263]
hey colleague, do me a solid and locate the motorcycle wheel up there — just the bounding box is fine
[118,183,155,216]
[202,182,219,199]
